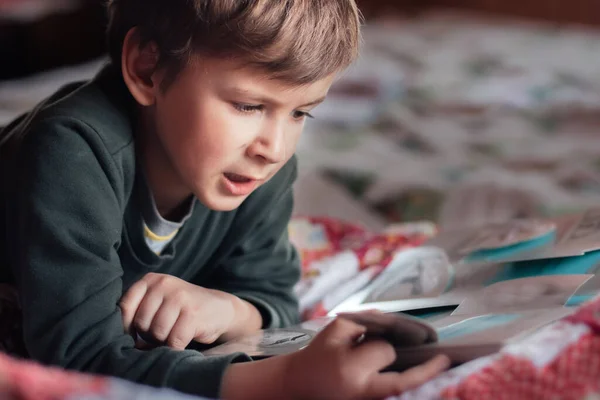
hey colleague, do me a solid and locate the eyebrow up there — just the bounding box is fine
[228,87,326,108]
[300,97,327,108]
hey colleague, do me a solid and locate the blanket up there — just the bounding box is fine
[289,216,437,320]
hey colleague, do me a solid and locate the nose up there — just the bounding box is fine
[247,119,286,164]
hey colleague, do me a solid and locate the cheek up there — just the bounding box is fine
[193,104,262,166]
[155,95,198,149]
[156,98,244,171]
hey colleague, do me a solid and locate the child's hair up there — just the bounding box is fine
[106,0,362,86]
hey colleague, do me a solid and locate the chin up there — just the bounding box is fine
[196,191,246,212]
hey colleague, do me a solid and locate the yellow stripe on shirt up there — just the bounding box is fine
[143,224,178,242]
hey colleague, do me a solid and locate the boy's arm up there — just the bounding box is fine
[7,118,249,397]
[205,161,301,329]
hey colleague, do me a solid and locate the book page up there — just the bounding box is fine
[451,275,592,316]
[432,307,573,346]
[202,328,317,358]
[555,208,600,254]
[331,247,598,315]
[203,312,439,358]
[390,307,573,371]
[203,306,572,368]
[483,213,590,263]
[426,218,558,263]
[426,210,600,264]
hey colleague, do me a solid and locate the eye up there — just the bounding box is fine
[233,103,264,113]
[292,111,314,120]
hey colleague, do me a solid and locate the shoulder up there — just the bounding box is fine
[10,64,135,186]
[5,65,138,199]
[31,64,136,157]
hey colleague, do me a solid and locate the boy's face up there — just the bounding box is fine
[150,58,335,211]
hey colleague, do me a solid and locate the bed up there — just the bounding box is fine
[1,4,600,399]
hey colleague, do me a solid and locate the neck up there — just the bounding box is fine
[137,110,192,219]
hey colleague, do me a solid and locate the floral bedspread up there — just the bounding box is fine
[289,216,436,319]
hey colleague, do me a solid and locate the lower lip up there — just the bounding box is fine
[222,175,260,196]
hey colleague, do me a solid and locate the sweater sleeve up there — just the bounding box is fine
[8,118,250,398]
[205,161,302,329]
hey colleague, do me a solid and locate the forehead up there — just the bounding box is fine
[173,57,338,100]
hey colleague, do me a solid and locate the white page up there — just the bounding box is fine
[451,275,592,316]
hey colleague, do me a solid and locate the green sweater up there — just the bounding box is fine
[0,65,301,397]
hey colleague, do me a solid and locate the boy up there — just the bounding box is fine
[0,1,449,399]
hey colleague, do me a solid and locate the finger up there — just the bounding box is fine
[338,309,383,317]
[366,354,450,399]
[351,339,396,371]
[133,291,164,334]
[192,315,221,345]
[316,317,367,348]
[149,302,181,343]
[119,280,149,335]
[167,311,197,350]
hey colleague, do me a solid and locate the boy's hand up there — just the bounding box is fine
[120,273,262,350]
[222,317,450,400]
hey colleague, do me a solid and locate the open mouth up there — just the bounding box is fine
[222,172,260,196]
[224,172,253,183]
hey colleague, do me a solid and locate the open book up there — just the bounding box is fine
[203,304,573,369]
[204,209,600,369]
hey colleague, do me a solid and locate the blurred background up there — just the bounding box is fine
[1,0,599,231]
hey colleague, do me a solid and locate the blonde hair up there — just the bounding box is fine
[106,0,362,85]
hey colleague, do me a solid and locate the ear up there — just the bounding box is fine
[121,28,162,107]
